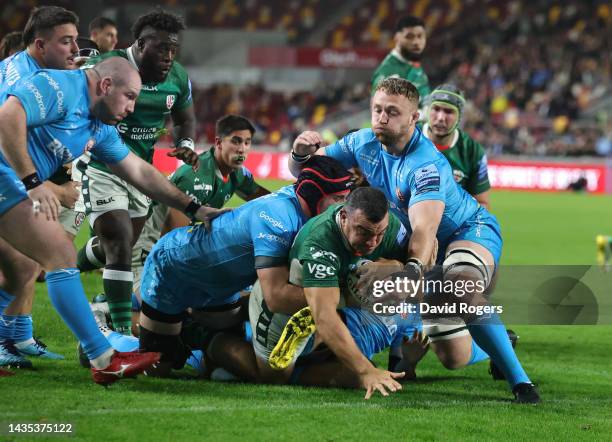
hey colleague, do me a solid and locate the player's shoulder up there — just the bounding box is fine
[339,128,377,148]
[251,186,299,221]
[167,60,190,84]
[457,129,485,155]
[98,49,128,60]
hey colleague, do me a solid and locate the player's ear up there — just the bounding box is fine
[100,77,112,96]
[137,38,146,51]
[34,37,45,52]
[214,136,223,149]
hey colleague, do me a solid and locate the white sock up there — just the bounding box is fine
[14,338,36,349]
[90,348,114,369]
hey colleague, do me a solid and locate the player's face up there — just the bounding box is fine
[38,23,79,69]
[371,91,419,147]
[395,25,426,60]
[428,103,459,138]
[138,30,179,82]
[95,74,142,125]
[340,209,389,256]
[92,25,118,53]
[216,130,253,170]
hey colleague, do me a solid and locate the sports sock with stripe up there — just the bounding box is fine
[76,236,106,272]
[103,264,134,335]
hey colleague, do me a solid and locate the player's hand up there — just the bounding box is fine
[292,131,324,156]
[194,205,231,231]
[56,181,81,209]
[361,367,404,400]
[168,146,200,172]
[28,183,61,221]
[356,259,403,291]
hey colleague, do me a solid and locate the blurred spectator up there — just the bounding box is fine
[0,31,23,59]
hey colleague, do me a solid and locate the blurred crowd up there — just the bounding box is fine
[2,0,610,155]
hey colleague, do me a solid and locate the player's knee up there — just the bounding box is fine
[443,248,492,293]
[1,255,40,292]
[42,237,77,270]
[99,237,133,263]
[425,324,471,370]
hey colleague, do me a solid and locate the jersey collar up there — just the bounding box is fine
[422,123,459,150]
[126,46,139,71]
[390,48,420,67]
[210,146,232,182]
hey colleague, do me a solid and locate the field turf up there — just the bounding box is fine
[2,184,611,441]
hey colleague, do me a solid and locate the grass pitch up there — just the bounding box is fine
[2,184,612,441]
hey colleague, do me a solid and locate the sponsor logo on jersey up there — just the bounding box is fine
[259,211,287,231]
[307,262,335,279]
[117,122,128,134]
[257,232,289,246]
[414,164,440,195]
[141,85,158,91]
[24,81,46,119]
[74,211,85,227]
[84,138,95,153]
[0,194,7,202]
[193,184,213,192]
[166,95,176,109]
[453,169,465,183]
[309,247,339,264]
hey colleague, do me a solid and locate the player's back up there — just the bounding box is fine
[0,69,120,180]
[153,186,306,300]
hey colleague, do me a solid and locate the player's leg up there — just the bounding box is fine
[441,233,538,403]
[73,164,149,335]
[0,238,64,360]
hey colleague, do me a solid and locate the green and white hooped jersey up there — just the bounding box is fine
[288,204,408,305]
[82,47,193,173]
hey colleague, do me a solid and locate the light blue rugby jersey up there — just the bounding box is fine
[0,50,42,97]
[151,185,308,300]
[0,68,129,180]
[325,127,479,243]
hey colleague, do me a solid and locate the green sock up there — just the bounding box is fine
[103,266,133,335]
[77,236,106,272]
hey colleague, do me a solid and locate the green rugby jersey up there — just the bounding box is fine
[83,47,192,172]
[371,49,430,101]
[421,124,491,195]
[169,147,259,207]
[288,204,408,293]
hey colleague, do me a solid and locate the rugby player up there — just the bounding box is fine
[371,16,430,101]
[74,10,198,336]
[0,6,83,367]
[0,57,224,384]
[135,156,354,376]
[288,77,540,403]
[90,114,269,338]
[88,17,118,54]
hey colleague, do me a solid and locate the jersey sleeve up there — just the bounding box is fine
[8,72,67,127]
[250,206,294,268]
[175,70,193,110]
[467,143,491,195]
[235,167,259,198]
[407,162,445,207]
[298,241,341,288]
[324,132,358,170]
[90,125,130,164]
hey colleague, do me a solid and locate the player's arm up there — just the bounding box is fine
[0,97,60,220]
[407,200,444,265]
[288,131,327,177]
[237,184,270,201]
[161,207,190,234]
[305,286,404,399]
[168,103,198,170]
[107,152,228,228]
[257,265,307,313]
[473,190,490,210]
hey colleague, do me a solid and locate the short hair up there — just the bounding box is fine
[131,9,186,39]
[395,15,425,33]
[0,32,24,59]
[89,17,117,35]
[344,187,389,223]
[374,77,420,106]
[22,6,79,46]
[216,115,256,138]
